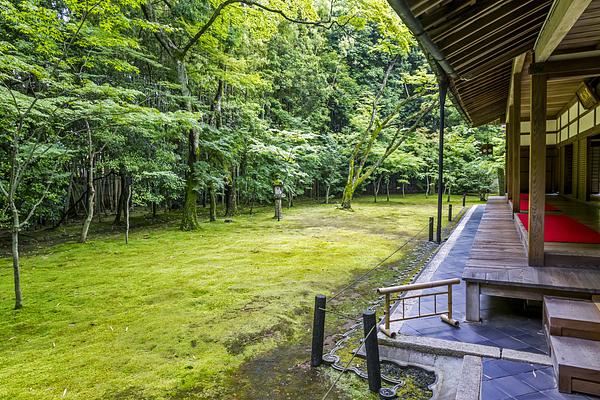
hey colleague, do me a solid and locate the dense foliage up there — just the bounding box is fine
[0,0,503,307]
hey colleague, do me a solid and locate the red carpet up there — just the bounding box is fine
[517,213,600,244]
[519,199,559,212]
[518,193,559,212]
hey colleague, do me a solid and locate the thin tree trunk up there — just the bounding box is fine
[225,168,237,218]
[373,175,382,203]
[114,174,125,225]
[325,184,330,204]
[80,122,95,243]
[386,180,390,201]
[64,174,73,224]
[178,61,200,231]
[11,209,22,309]
[209,184,216,222]
[125,181,131,244]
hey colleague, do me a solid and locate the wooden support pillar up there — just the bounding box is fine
[466,282,481,322]
[528,73,547,267]
[511,73,521,213]
[506,121,513,201]
[504,126,508,196]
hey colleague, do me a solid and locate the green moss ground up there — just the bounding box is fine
[0,194,482,399]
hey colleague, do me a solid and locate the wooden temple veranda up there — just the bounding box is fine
[382,0,600,398]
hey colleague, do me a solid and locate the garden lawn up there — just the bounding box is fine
[0,194,470,399]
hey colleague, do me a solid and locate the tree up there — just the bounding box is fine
[339,66,435,209]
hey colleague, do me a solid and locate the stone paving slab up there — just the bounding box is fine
[482,358,598,400]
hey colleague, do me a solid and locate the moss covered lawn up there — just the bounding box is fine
[0,194,477,399]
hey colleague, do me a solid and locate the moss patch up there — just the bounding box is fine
[0,194,482,399]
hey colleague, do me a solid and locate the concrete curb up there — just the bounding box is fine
[380,334,501,359]
[455,355,482,400]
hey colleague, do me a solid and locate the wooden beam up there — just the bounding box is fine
[506,53,527,121]
[530,56,600,78]
[534,0,592,62]
[528,73,547,267]
[512,72,522,213]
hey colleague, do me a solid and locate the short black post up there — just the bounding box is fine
[428,217,434,242]
[363,310,382,393]
[462,193,466,207]
[448,204,453,221]
[311,294,326,367]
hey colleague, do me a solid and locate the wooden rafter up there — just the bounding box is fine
[534,0,592,62]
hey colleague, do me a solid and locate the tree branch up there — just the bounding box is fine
[19,183,52,228]
[180,0,342,58]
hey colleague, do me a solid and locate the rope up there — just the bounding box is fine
[329,222,429,301]
[319,307,360,321]
[321,323,377,400]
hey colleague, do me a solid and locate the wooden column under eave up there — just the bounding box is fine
[511,73,521,213]
[506,121,513,201]
[528,73,547,267]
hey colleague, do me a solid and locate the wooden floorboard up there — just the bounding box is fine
[463,196,600,295]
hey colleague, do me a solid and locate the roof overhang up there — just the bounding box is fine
[390,0,600,124]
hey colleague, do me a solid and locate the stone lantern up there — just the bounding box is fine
[273,179,284,221]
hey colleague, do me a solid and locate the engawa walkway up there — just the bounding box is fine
[398,205,547,354]
[390,203,598,400]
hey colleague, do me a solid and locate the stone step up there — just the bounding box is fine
[543,296,600,341]
[549,334,600,396]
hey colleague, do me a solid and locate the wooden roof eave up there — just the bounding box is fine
[387,0,473,124]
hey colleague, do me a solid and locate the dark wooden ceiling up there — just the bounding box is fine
[402,0,554,125]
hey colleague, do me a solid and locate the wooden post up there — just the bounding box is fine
[447,283,453,320]
[436,74,448,244]
[363,310,382,393]
[428,217,434,242]
[506,121,513,202]
[528,73,547,267]
[511,73,521,213]
[311,295,326,367]
[466,282,481,322]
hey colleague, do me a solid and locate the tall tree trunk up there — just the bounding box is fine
[64,174,73,224]
[340,182,355,210]
[114,174,125,225]
[224,168,237,218]
[11,209,22,309]
[178,60,200,231]
[211,79,224,129]
[209,184,217,222]
[386,180,390,201]
[81,122,95,243]
[425,175,430,198]
[325,184,330,204]
[373,176,382,203]
[125,180,132,244]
